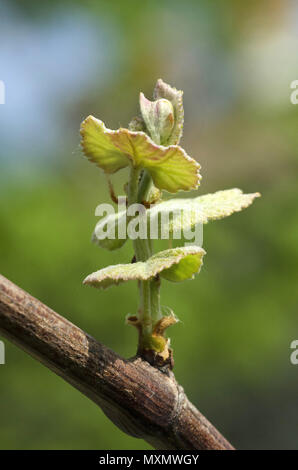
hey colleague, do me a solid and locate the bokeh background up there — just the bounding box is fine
[0,0,297,450]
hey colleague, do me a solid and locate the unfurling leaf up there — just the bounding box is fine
[139,92,174,145]
[153,79,184,145]
[80,116,128,174]
[80,116,201,193]
[91,189,260,250]
[147,188,261,234]
[83,246,206,289]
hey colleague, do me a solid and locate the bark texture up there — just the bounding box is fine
[0,274,234,450]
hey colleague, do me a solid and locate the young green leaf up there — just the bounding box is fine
[91,189,260,249]
[80,116,129,174]
[83,246,205,289]
[80,116,201,193]
[147,188,261,234]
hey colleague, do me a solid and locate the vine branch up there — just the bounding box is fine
[0,274,234,450]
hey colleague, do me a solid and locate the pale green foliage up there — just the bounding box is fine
[80,115,200,193]
[91,189,260,250]
[83,246,205,289]
[147,189,261,233]
[80,116,128,174]
[80,79,260,359]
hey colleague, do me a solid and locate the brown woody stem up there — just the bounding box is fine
[0,274,234,450]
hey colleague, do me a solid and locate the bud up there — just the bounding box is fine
[153,79,184,145]
[146,185,161,205]
[139,92,174,145]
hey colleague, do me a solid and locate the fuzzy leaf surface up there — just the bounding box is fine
[80,116,201,192]
[83,246,205,289]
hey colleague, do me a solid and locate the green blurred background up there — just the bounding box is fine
[0,0,297,450]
